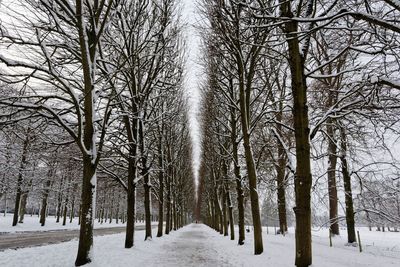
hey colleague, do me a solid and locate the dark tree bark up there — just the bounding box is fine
[125,149,137,248]
[339,126,356,243]
[229,94,245,244]
[70,183,77,223]
[165,174,171,235]
[18,177,33,224]
[40,179,52,226]
[237,59,263,255]
[56,176,65,223]
[139,120,152,240]
[12,131,30,226]
[275,108,288,234]
[327,120,339,235]
[280,2,313,265]
[226,186,235,240]
[222,186,228,236]
[157,131,164,237]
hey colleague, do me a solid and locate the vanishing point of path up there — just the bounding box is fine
[149,224,233,267]
[0,225,151,251]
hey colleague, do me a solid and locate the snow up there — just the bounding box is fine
[0,213,129,234]
[370,75,379,84]
[1,224,399,267]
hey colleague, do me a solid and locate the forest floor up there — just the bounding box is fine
[0,223,399,266]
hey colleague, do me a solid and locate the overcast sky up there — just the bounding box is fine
[182,0,202,197]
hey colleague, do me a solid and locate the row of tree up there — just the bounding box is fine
[197,1,400,267]
[0,0,195,266]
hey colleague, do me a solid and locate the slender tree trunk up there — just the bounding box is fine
[275,109,288,234]
[237,73,263,254]
[139,119,152,240]
[222,187,228,236]
[327,121,339,235]
[63,191,69,226]
[56,177,64,223]
[40,179,51,226]
[70,183,77,223]
[157,133,164,237]
[229,79,245,245]
[165,174,171,235]
[226,186,235,240]
[339,126,356,243]
[109,191,114,224]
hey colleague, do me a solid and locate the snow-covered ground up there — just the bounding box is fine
[0,213,129,233]
[0,223,399,267]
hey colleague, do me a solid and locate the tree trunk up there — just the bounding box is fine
[70,183,77,223]
[125,152,137,248]
[124,104,139,248]
[157,133,164,237]
[165,174,171,235]
[56,177,64,223]
[139,119,152,240]
[229,78,245,245]
[222,187,228,236]
[237,73,263,254]
[18,192,28,223]
[275,108,288,234]
[40,179,51,226]
[280,3,313,265]
[13,132,30,226]
[326,121,339,235]
[226,186,235,240]
[75,155,97,266]
[339,126,356,243]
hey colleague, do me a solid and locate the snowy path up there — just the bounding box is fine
[149,224,231,266]
[0,223,399,266]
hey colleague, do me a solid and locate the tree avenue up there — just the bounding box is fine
[0,1,400,267]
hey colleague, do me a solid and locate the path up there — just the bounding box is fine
[1,223,399,267]
[0,225,150,251]
[148,224,233,267]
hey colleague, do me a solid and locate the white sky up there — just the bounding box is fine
[181,0,203,199]
[0,0,204,198]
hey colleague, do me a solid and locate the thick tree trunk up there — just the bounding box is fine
[327,121,339,235]
[18,192,28,224]
[339,126,356,243]
[280,3,313,265]
[125,154,137,248]
[75,156,97,266]
[13,132,30,226]
[279,7,313,267]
